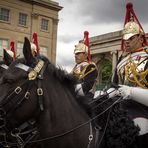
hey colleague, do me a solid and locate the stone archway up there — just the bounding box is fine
[92,53,112,90]
[90,31,122,90]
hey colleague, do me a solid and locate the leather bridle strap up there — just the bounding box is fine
[87,122,93,148]
[16,59,48,111]
[15,59,46,111]
[37,61,48,111]
[0,80,30,112]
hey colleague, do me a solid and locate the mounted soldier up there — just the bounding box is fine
[72,31,98,98]
[103,3,148,147]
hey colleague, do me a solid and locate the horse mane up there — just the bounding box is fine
[49,64,76,88]
[7,56,76,89]
[38,56,78,96]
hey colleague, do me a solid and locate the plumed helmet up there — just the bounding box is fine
[123,21,144,40]
[6,50,14,58]
[74,43,88,54]
[31,42,37,54]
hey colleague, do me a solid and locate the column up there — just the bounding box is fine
[110,51,117,73]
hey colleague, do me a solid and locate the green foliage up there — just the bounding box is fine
[102,60,112,82]
[96,60,112,90]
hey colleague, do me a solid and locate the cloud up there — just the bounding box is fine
[76,0,124,24]
[58,34,81,43]
[75,0,148,24]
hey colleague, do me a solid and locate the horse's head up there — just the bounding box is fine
[0,38,46,146]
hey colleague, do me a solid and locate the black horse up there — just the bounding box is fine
[0,37,140,148]
[0,37,97,148]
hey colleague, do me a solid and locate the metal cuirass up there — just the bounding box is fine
[117,48,148,88]
[72,61,89,80]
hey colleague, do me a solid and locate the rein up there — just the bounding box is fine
[0,95,122,148]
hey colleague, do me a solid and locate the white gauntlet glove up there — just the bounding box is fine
[94,88,120,99]
[118,85,148,106]
[118,85,132,99]
[106,87,120,98]
[75,84,84,96]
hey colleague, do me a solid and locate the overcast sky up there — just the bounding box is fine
[55,0,148,72]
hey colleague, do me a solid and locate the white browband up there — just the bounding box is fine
[0,64,9,70]
[15,63,30,72]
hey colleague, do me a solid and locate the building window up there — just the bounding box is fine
[19,13,27,26]
[41,18,48,31]
[0,8,10,22]
[17,42,23,58]
[40,46,48,56]
[0,39,8,60]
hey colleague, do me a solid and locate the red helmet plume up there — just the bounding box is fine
[10,41,16,59]
[32,32,40,56]
[83,31,91,63]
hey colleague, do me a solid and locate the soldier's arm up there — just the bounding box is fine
[82,64,98,94]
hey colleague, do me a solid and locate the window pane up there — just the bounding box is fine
[0,8,10,21]
[41,19,48,31]
[17,42,23,58]
[19,13,27,26]
[40,46,48,56]
[0,39,8,60]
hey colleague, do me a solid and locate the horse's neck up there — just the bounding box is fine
[39,83,89,134]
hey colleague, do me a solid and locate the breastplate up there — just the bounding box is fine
[117,51,148,88]
[72,62,89,80]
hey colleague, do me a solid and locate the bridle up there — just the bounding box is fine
[0,59,48,148]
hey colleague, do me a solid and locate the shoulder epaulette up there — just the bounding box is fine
[80,63,97,79]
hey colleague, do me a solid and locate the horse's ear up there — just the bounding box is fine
[23,37,34,65]
[3,49,13,66]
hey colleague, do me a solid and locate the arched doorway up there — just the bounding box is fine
[95,56,112,90]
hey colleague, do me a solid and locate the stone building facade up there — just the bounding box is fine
[0,0,62,63]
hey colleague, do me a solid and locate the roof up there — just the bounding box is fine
[20,0,63,11]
